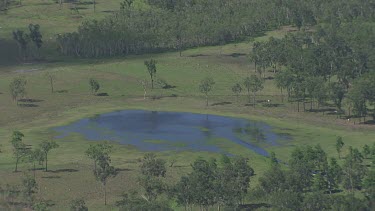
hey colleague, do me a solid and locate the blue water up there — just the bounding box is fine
[53,110,290,156]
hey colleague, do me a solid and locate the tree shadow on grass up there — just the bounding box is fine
[238,203,271,210]
[56,90,68,93]
[211,101,232,106]
[96,92,109,96]
[263,103,283,107]
[227,53,246,58]
[116,168,133,172]
[18,98,44,103]
[363,120,375,125]
[50,169,78,173]
[188,54,207,58]
[18,103,39,108]
[42,176,61,179]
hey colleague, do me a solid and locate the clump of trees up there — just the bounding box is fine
[89,78,100,95]
[12,24,43,60]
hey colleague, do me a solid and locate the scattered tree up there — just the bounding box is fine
[199,77,215,106]
[89,78,100,95]
[144,59,157,89]
[39,140,59,171]
[231,83,242,102]
[9,77,27,105]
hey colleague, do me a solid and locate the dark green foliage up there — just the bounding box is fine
[269,190,302,211]
[302,191,330,211]
[70,198,88,211]
[12,29,29,59]
[28,24,42,49]
[342,147,366,191]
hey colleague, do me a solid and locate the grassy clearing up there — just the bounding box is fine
[0,2,374,210]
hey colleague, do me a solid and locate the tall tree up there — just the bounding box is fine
[89,78,100,95]
[85,142,113,171]
[28,24,43,56]
[9,77,27,105]
[12,29,29,60]
[199,77,215,106]
[144,59,157,89]
[10,131,29,172]
[248,75,264,107]
[231,83,242,102]
[336,136,344,159]
[39,140,59,171]
[94,153,117,205]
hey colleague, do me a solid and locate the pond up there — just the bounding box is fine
[53,110,290,156]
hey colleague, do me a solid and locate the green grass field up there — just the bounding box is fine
[0,1,374,210]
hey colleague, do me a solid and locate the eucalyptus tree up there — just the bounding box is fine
[13,29,29,60]
[139,153,167,202]
[45,72,55,93]
[85,142,113,171]
[11,131,30,172]
[9,77,27,105]
[335,136,344,159]
[89,78,100,95]
[247,75,264,107]
[28,24,43,56]
[231,83,242,103]
[94,153,117,205]
[39,140,59,171]
[144,59,157,89]
[199,77,215,106]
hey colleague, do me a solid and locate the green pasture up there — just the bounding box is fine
[0,1,374,210]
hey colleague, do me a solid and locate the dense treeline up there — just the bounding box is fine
[251,21,375,120]
[56,0,375,57]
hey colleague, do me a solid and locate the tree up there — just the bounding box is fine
[336,136,344,159]
[248,75,264,107]
[89,78,100,95]
[11,131,29,172]
[28,24,43,56]
[70,198,88,211]
[231,83,242,102]
[199,77,215,106]
[330,82,346,112]
[39,140,59,171]
[86,142,113,171]
[9,77,27,105]
[22,174,38,203]
[363,144,371,159]
[29,148,45,178]
[94,153,117,205]
[326,157,342,194]
[45,72,55,93]
[342,147,366,191]
[139,153,167,202]
[140,153,166,177]
[12,29,29,60]
[140,79,148,99]
[144,59,157,89]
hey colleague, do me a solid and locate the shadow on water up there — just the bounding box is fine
[53,110,292,156]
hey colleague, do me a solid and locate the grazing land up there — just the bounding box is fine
[0,0,374,210]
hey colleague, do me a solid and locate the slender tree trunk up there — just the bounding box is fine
[104,182,107,205]
[15,157,19,172]
[253,92,256,107]
[206,94,208,106]
[33,162,36,179]
[50,78,54,93]
[45,153,48,172]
